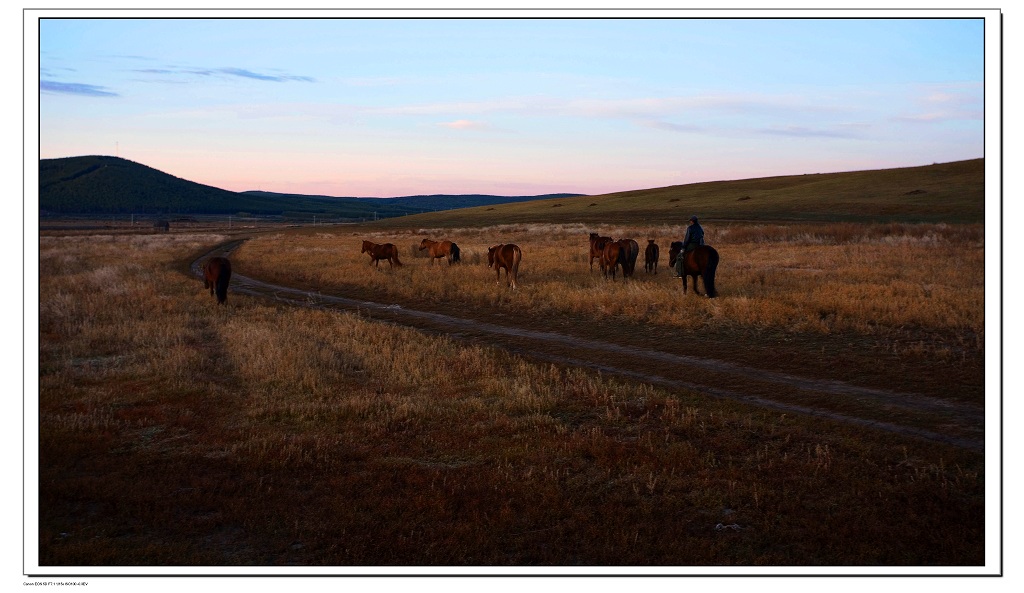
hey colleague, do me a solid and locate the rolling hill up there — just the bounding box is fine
[374,159,985,228]
[39,155,984,226]
[38,156,583,218]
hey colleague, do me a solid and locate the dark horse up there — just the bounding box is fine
[588,232,613,272]
[644,239,660,274]
[668,241,683,276]
[419,238,461,265]
[203,256,232,305]
[619,238,639,278]
[361,240,403,269]
[488,243,522,290]
[670,244,719,298]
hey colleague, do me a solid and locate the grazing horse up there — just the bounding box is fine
[419,238,461,265]
[675,245,720,298]
[618,238,640,278]
[203,256,232,305]
[588,232,614,272]
[488,243,522,290]
[644,240,660,274]
[361,240,403,269]
[600,240,624,280]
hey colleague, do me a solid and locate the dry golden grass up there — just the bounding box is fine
[37,230,985,567]
[234,221,983,363]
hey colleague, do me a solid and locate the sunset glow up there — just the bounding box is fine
[37,11,988,197]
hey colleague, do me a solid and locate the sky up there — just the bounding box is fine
[36,12,989,198]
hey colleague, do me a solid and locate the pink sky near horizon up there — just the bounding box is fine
[37,16,988,198]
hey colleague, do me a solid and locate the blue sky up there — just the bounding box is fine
[38,15,987,197]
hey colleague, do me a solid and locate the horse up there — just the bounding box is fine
[488,243,522,290]
[202,256,232,305]
[675,245,720,298]
[644,239,660,274]
[668,241,683,276]
[419,238,461,265]
[588,232,613,272]
[600,240,623,280]
[361,240,403,269]
[618,238,640,277]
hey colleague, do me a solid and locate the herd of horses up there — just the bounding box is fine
[588,233,718,298]
[201,232,718,305]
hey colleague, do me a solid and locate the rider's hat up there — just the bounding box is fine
[689,215,698,223]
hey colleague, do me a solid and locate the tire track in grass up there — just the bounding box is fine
[191,243,984,452]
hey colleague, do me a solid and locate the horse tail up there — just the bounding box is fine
[702,247,719,298]
[451,242,461,263]
[392,250,403,267]
[511,245,522,288]
[215,259,232,304]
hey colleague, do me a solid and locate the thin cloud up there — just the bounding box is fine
[641,120,704,133]
[40,80,119,97]
[757,126,858,139]
[131,65,315,83]
[894,110,984,123]
[217,67,315,83]
[438,119,491,130]
[897,83,983,123]
[372,93,847,121]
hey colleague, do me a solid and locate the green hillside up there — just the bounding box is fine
[379,159,985,228]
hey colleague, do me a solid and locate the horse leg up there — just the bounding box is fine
[692,273,703,296]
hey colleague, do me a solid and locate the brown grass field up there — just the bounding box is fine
[36,161,989,569]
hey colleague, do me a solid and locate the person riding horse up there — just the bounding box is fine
[675,215,704,277]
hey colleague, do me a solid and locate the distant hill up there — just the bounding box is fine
[377,159,985,228]
[38,156,585,218]
[240,191,583,217]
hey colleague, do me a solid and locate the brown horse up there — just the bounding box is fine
[419,238,461,265]
[644,239,660,274]
[600,240,623,279]
[618,238,639,278]
[675,245,720,298]
[488,243,522,289]
[203,256,232,305]
[588,232,613,272]
[361,240,403,269]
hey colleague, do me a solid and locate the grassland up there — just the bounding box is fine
[233,220,983,406]
[36,159,988,569]
[38,233,985,566]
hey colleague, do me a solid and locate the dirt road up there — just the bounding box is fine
[192,241,985,452]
